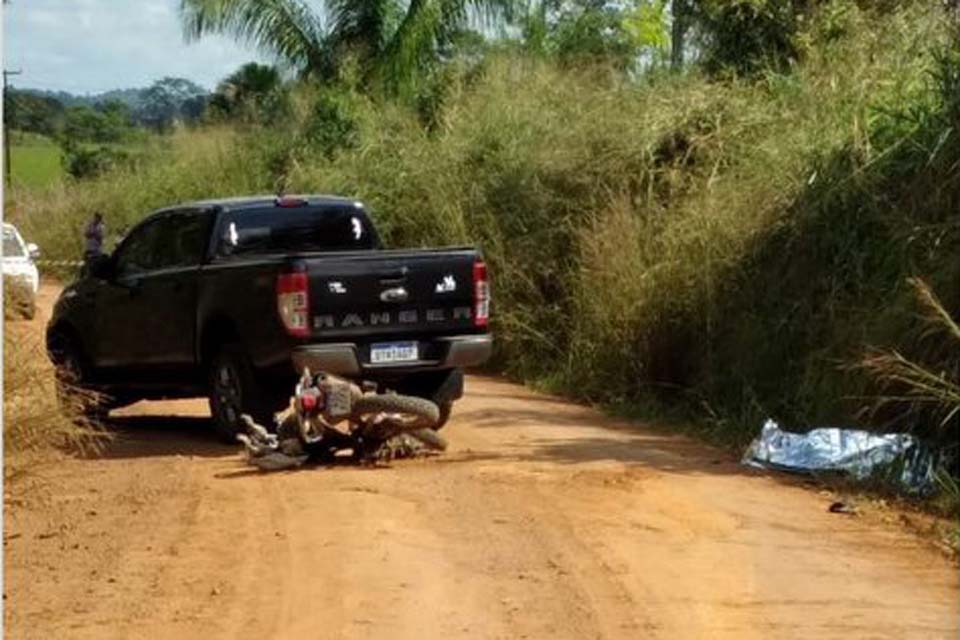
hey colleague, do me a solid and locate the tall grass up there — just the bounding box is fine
[6,1,957,450]
[857,279,960,439]
[3,330,107,481]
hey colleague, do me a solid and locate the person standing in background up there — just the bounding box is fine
[83,212,105,262]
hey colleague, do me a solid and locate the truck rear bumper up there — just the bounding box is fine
[291,334,493,377]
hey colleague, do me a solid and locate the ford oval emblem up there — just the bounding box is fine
[380,287,409,303]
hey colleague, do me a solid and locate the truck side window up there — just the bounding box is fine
[114,219,163,277]
[157,211,212,268]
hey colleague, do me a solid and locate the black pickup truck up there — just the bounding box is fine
[46,195,492,440]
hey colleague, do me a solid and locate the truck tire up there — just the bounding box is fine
[208,342,275,444]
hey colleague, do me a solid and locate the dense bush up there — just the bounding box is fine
[61,144,130,179]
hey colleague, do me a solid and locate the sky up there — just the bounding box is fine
[3,0,269,94]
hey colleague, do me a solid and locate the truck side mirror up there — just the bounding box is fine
[26,243,40,260]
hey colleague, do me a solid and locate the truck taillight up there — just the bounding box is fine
[277,270,309,337]
[473,259,489,328]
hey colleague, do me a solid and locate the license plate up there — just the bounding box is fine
[323,380,353,419]
[370,341,419,364]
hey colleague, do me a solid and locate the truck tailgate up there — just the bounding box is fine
[301,248,481,340]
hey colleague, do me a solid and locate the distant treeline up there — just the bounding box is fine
[5,77,209,137]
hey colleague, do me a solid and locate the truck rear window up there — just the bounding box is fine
[219,206,377,255]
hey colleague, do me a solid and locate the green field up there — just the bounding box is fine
[10,139,63,189]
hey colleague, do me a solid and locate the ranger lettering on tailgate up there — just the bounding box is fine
[314,307,473,329]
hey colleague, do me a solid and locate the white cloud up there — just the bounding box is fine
[3,0,269,94]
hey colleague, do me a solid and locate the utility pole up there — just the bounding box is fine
[3,68,22,187]
[3,68,23,187]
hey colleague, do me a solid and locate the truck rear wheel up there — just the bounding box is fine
[208,342,275,444]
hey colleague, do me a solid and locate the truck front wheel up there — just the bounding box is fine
[208,342,274,444]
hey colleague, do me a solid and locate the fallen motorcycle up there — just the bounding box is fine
[238,368,448,470]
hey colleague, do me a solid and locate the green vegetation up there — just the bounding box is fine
[5,2,958,497]
[207,63,283,122]
[10,135,63,189]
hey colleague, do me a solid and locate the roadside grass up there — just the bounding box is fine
[856,279,960,443]
[3,328,108,483]
[3,277,35,321]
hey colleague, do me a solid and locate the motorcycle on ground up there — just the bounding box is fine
[238,368,447,470]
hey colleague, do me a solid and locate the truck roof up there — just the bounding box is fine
[160,194,365,213]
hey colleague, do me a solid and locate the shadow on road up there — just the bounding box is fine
[454,401,755,478]
[90,415,234,460]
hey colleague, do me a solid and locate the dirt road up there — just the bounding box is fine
[4,285,958,639]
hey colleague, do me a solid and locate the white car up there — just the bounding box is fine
[3,222,40,318]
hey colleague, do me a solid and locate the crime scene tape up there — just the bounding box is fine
[36,259,86,267]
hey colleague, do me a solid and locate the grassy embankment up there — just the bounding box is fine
[4,4,957,498]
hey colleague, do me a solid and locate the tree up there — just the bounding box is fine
[670,0,691,68]
[63,105,109,142]
[138,77,207,130]
[521,0,669,70]
[551,0,635,67]
[689,0,807,76]
[179,0,517,92]
[209,62,283,120]
[95,100,134,141]
[5,91,65,137]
